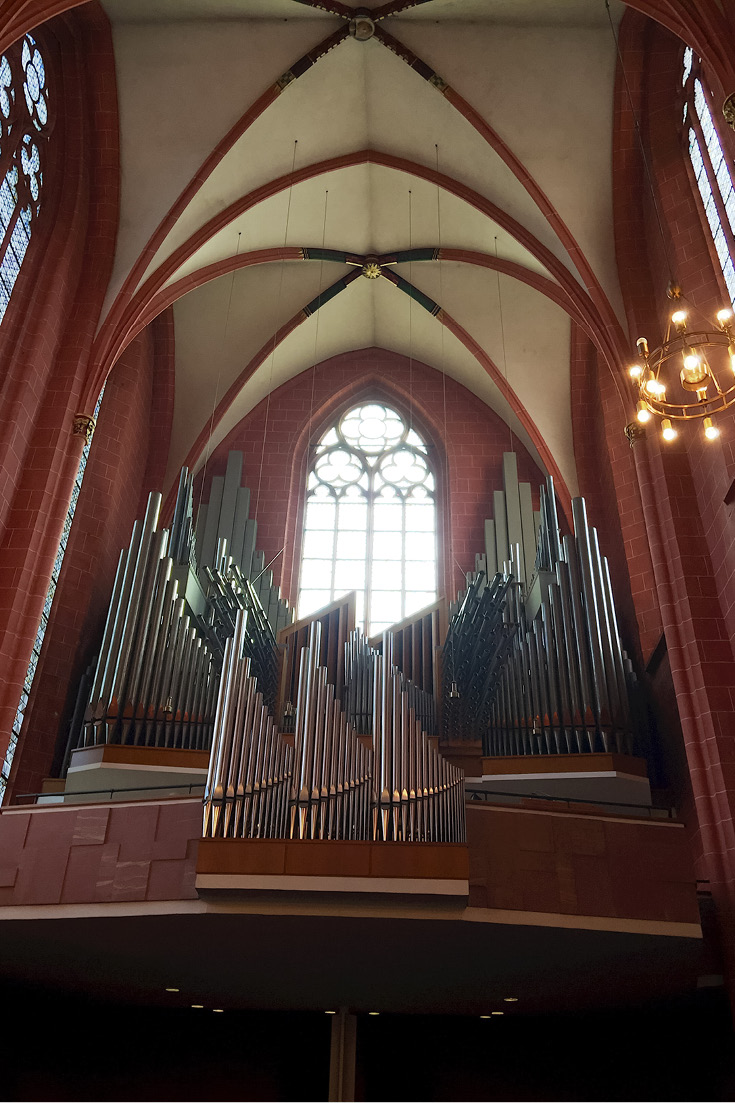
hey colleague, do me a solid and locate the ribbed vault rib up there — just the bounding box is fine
[90,150,623,398]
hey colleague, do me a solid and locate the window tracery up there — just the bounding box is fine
[683,47,735,304]
[299,403,437,637]
[0,34,49,324]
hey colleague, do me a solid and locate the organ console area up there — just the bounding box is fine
[54,450,652,862]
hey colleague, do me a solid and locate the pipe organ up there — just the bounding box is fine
[195,451,292,635]
[64,446,641,836]
[204,618,465,842]
[368,601,445,736]
[278,593,356,734]
[70,453,293,760]
[444,473,640,758]
[80,491,221,752]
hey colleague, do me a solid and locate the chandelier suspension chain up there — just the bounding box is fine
[435,144,458,688]
[306,188,330,455]
[255,139,299,520]
[197,229,242,523]
[493,235,514,455]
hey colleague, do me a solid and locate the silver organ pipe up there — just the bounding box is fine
[203,619,465,843]
[453,478,640,759]
[74,459,292,758]
[203,610,292,840]
[82,493,220,751]
[67,449,637,842]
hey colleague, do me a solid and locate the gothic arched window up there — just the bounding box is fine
[683,47,735,304]
[299,403,437,637]
[0,34,49,324]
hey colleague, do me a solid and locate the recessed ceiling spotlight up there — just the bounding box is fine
[368,1011,380,1016]
[165,987,180,993]
[213,1009,224,1013]
[191,1004,204,1009]
[491,1011,504,1016]
[503,997,518,1003]
[325,1010,336,1015]
[480,1015,491,1019]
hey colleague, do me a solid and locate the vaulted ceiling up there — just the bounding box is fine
[96,0,629,501]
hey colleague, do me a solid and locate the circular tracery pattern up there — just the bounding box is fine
[22,38,48,130]
[0,34,50,324]
[301,403,437,636]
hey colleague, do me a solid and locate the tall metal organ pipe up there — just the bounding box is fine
[203,618,465,843]
[448,481,639,758]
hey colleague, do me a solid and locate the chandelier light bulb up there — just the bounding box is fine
[704,416,720,440]
[680,351,708,389]
[628,284,735,441]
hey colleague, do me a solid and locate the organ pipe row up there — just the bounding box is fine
[447,478,639,757]
[204,610,292,839]
[204,618,465,843]
[76,480,282,755]
[344,629,436,740]
[82,493,220,751]
[204,559,279,713]
[373,631,465,842]
[442,572,515,743]
[289,622,373,840]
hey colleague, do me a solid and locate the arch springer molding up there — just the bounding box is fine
[624,422,646,448]
[722,93,735,130]
[72,413,96,445]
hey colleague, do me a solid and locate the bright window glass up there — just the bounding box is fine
[684,48,735,304]
[1,388,105,799]
[0,35,49,324]
[299,403,437,636]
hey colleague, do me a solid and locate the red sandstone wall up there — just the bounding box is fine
[0,800,200,905]
[0,8,120,788]
[0,797,698,927]
[467,802,698,924]
[7,322,169,800]
[615,15,735,654]
[613,14,735,998]
[197,348,545,606]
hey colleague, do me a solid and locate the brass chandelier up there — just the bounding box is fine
[630,283,735,442]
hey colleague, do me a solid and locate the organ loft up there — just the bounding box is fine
[0,2,734,1100]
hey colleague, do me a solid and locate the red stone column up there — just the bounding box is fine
[0,8,119,781]
[6,327,161,800]
[631,428,735,1003]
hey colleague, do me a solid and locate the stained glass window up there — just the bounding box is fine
[1,387,105,800]
[0,35,49,324]
[683,47,735,305]
[299,403,437,637]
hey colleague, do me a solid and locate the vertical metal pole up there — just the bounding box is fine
[328,1009,357,1103]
